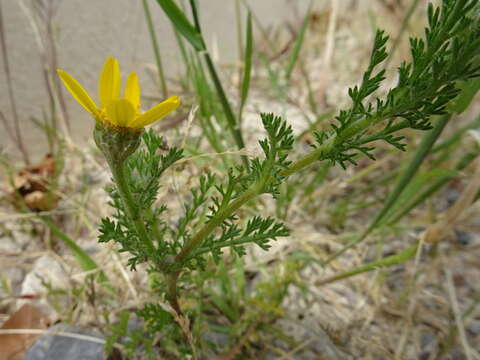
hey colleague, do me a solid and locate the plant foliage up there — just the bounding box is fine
[311,0,480,168]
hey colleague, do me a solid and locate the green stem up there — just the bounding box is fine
[167,272,182,314]
[166,183,261,312]
[143,0,168,98]
[280,133,337,177]
[178,183,261,264]
[108,159,157,258]
[282,76,454,177]
[166,155,273,313]
[166,109,385,310]
[193,233,273,257]
[281,111,385,177]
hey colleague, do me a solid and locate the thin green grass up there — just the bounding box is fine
[40,215,109,285]
[157,0,247,164]
[284,1,312,80]
[238,11,253,124]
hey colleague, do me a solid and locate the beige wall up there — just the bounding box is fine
[0,0,310,159]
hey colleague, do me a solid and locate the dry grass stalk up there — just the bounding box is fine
[0,2,30,165]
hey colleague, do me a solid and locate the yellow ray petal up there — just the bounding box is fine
[105,98,136,127]
[99,56,121,108]
[57,69,99,116]
[131,96,180,128]
[124,72,140,109]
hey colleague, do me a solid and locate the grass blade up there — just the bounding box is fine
[157,0,247,162]
[41,216,109,284]
[386,151,479,226]
[448,78,480,114]
[285,1,312,80]
[380,168,458,226]
[238,11,253,122]
[433,113,480,154]
[317,245,418,285]
[191,54,227,154]
[366,114,451,228]
[155,0,204,51]
[188,0,247,163]
[260,53,285,100]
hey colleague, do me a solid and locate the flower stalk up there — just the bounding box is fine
[108,157,157,258]
[93,123,157,260]
[165,146,275,314]
[165,182,261,313]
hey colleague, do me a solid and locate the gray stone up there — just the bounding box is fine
[419,332,438,359]
[454,230,473,246]
[467,319,480,335]
[0,236,22,253]
[202,328,229,348]
[19,255,70,317]
[23,323,104,360]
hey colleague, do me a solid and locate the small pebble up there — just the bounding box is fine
[467,319,480,336]
[454,230,472,246]
[24,323,104,360]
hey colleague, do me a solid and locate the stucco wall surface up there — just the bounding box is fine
[0,0,309,158]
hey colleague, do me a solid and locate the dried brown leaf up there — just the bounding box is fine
[0,304,50,360]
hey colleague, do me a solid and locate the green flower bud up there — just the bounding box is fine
[93,122,142,165]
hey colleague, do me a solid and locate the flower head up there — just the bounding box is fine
[57,57,180,129]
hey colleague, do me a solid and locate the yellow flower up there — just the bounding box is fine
[57,56,180,129]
